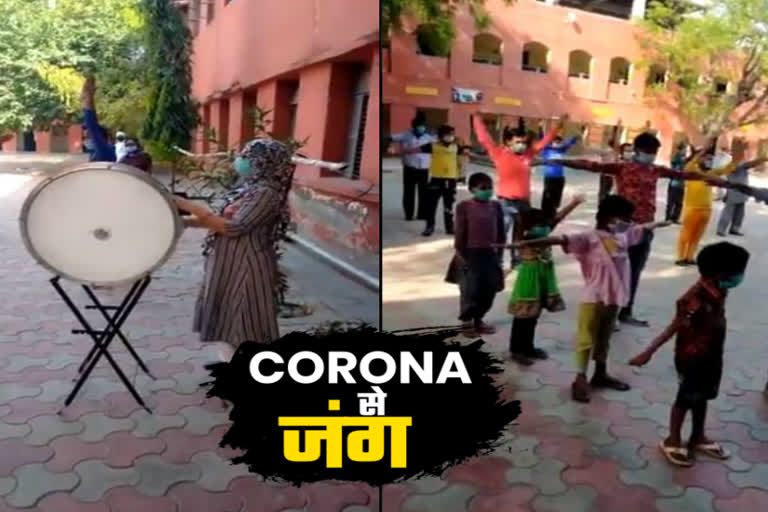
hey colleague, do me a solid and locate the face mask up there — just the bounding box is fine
[634,152,655,164]
[528,225,551,239]
[511,143,527,153]
[442,135,455,144]
[234,156,253,177]
[718,273,744,290]
[472,189,493,201]
[414,125,426,136]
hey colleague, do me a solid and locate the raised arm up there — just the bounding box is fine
[81,77,111,157]
[552,194,586,227]
[561,135,580,152]
[532,115,568,154]
[472,114,500,155]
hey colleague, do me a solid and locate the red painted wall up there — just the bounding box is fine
[383,0,768,161]
[190,0,380,274]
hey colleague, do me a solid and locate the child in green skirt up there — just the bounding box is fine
[503,194,586,365]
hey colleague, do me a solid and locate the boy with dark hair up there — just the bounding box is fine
[446,172,505,337]
[404,124,471,236]
[472,113,568,270]
[630,242,749,467]
[535,131,753,328]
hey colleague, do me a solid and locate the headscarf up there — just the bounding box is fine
[202,137,296,256]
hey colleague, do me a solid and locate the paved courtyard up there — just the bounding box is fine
[0,155,382,512]
[383,158,768,511]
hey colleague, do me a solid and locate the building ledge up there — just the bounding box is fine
[293,176,379,204]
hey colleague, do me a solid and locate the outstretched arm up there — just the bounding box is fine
[533,158,623,176]
[629,318,679,366]
[552,194,586,227]
[493,235,565,250]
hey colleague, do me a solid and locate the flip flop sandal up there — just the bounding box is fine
[659,441,693,467]
[694,442,731,460]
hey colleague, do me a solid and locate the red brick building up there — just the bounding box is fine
[183,0,379,279]
[383,0,768,161]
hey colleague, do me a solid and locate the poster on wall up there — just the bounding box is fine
[452,87,483,104]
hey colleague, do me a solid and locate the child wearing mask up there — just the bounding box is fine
[630,242,749,467]
[501,194,585,365]
[472,113,568,271]
[676,148,765,266]
[446,172,505,337]
[535,132,751,328]
[504,196,671,400]
[406,125,471,236]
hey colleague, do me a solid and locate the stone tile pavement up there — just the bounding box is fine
[382,159,768,511]
[0,156,387,511]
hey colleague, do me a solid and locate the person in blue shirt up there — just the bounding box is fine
[538,132,580,215]
[80,77,116,162]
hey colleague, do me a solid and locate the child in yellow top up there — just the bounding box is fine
[676,150,753,265]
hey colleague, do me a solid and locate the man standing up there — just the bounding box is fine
[472,113,567,270]
[387,112,435,221]
[81,77,116,163]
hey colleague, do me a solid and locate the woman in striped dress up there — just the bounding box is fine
[174,138,295,362]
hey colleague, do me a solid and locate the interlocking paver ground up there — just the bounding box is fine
[0,155,378,511]
[382,159,768,510]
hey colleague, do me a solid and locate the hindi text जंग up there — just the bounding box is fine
[204,325,521,486]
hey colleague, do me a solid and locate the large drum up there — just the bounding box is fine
[20,163,182,286]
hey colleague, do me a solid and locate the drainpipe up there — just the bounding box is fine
[286,233,380,292]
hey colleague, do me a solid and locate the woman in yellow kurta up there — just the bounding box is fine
[676,150,763,265]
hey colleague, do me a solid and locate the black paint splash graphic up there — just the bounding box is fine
[205,324,521,486]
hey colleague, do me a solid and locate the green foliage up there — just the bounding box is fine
[382,0,515,53]
[0,0,145,134]
[641,0,768,134]
[140,0,199,150]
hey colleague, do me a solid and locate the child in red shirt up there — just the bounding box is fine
[629,242,749,467]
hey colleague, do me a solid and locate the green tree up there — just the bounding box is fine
[140,0,199,150]
[382,0,515,57]
[0,0,144,134]
[641,0,768,135]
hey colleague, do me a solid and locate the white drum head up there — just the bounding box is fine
[20,163,182,286]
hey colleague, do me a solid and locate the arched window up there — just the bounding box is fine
[647,64,667,86]
[568,50,592,79]
[609,57,631,84]
[415,24,451,57]
[473,33,503,65]
[522,42,549,73]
